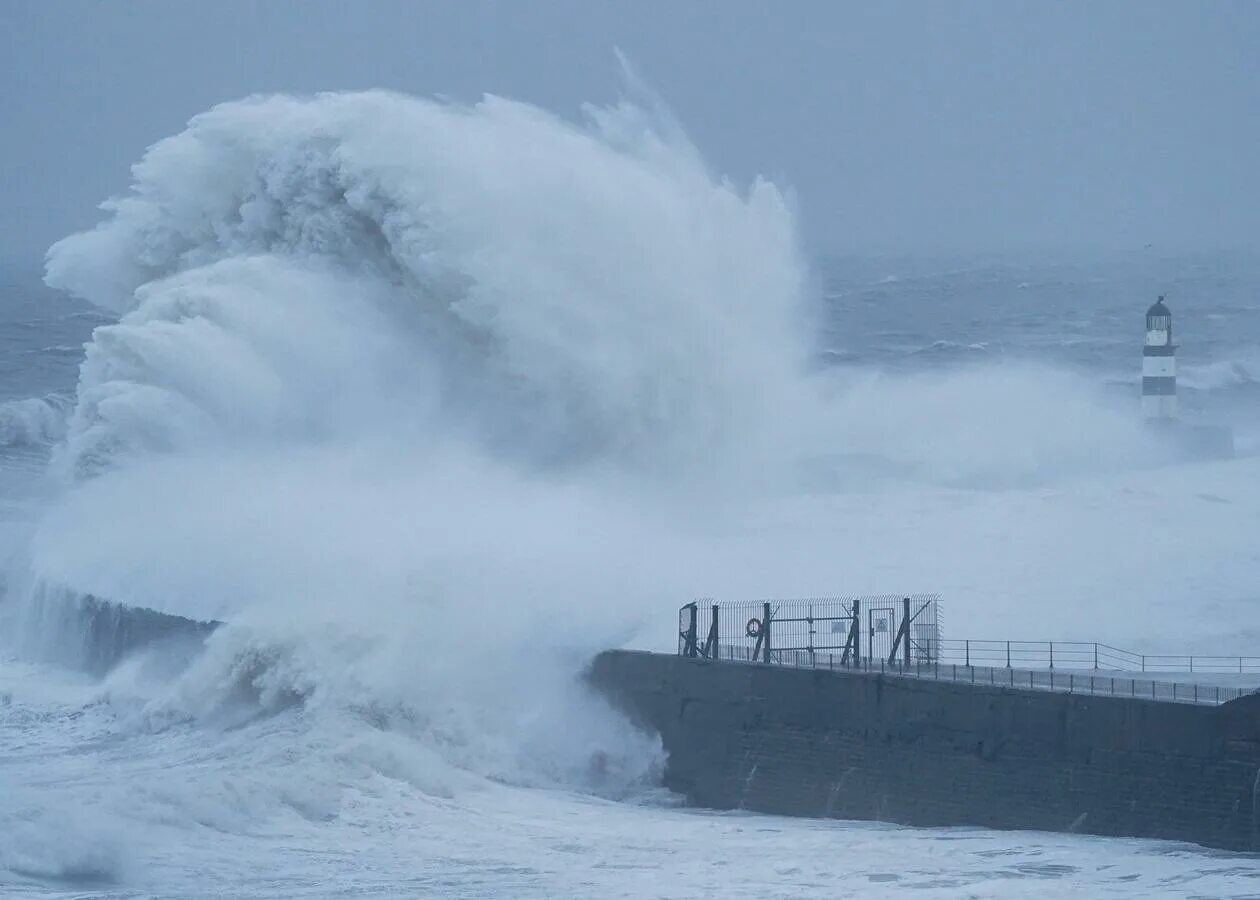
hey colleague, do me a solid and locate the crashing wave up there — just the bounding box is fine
[44,90,807,481]
[1178,358,1258,392]
[0,394,73,448]
[14,88,799,796]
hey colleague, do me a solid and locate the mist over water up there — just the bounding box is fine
[3,88,1260,896]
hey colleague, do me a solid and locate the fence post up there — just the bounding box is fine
[762,601,772,664]
[1006,641,1011,668]
[1094,643,1098,669]
[903,596,911,667]
[965,640,970,667]
[1049,641,1054,669]
[711,603,720,660]
[852,598,861,668]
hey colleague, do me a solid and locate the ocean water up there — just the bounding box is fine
[1,91,1259,898]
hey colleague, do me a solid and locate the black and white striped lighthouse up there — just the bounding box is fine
[1142,296,1177,421]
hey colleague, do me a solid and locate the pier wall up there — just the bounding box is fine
[588,650,1260,851]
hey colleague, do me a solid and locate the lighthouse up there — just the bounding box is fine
[1142,296,1177,421]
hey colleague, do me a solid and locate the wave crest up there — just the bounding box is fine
[0,394,72,448]
[45,91,807,478]
[1179,357,1257,392]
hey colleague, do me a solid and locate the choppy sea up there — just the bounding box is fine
[2,89,1259,898]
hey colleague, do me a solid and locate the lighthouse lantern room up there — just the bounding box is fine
[1142,296,1177,421]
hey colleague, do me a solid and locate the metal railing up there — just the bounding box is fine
[710,643,1252,706]
[677,598,1260,705]
[929,639,1260,674]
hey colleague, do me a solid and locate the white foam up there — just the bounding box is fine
[1178,356,1257,391]
[0,394,71,448]
[45,91,808,480]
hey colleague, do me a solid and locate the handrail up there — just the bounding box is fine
[708,644,1255,706]
[927,639,1260,674]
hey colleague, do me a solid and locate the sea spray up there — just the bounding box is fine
[21,87,821,796]
[17,88,1244,812]
[44,90,810,481]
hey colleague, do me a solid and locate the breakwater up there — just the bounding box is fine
[588,650,1260,851]
[4,589,219,674]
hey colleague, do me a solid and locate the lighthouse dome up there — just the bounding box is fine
[1146,297,1172,337]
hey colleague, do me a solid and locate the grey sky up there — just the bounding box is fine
[3,1,1258,265]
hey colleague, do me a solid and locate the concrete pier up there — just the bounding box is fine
[589,650,1260,852]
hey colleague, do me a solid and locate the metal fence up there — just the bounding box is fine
[679,595,941,667]
[710,642,1251,706]
[928,639,1260,674]
[677,598,1259,706]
